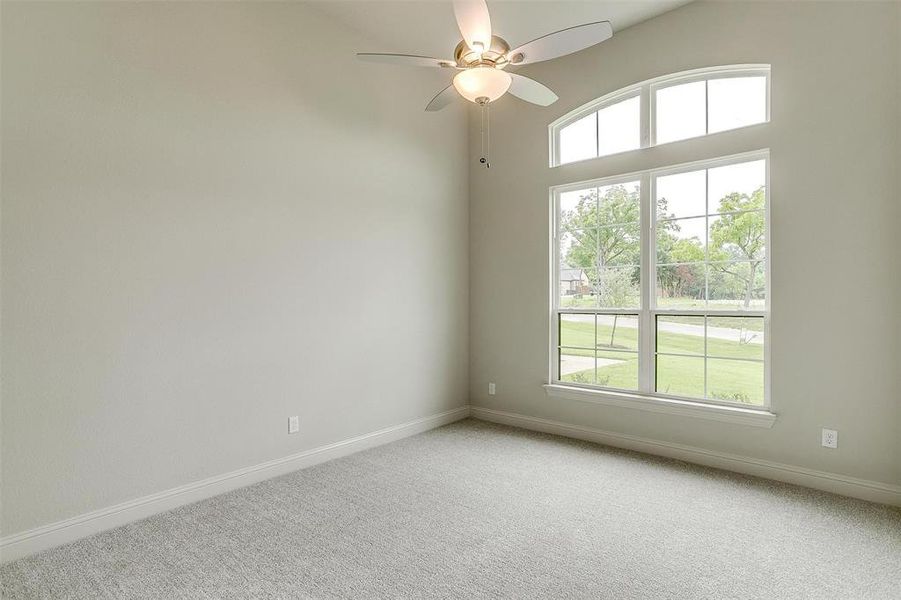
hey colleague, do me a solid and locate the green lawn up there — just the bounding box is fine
[559,316,763,404]
[560,295,765,332]
[659,313,764,333]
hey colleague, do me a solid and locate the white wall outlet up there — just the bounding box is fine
[488,382,496,395]
[288,416,300,434]
[821,428,838,448]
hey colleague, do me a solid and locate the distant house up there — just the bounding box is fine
[559,267,589,295]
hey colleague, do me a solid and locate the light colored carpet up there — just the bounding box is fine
[2,419,900,599]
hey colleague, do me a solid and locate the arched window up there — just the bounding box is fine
[548,66,773,425]
[549,65,770,166]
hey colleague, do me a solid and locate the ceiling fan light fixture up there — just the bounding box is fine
[358,1,613,114]
[453,67,511,104]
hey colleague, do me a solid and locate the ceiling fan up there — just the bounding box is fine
[356,0,613,111]
[356,0,614,166]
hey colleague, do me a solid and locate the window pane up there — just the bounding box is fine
[708,160,766,213]
[558,273,590,307]
[708,211,766,262]
[558,268,592,308]
[560,227,599,258]
[707,358,764,405]
[598,181,640,224]
[655,81,706,144]
[560,188,597,223]
[708,76,767,134]
[559,112,597,164]
[656,354,704,398]
[656,264,705,309]
[559,228,599,308]
[597,314,639,351]
[598,224,640,266]
[596,350,638,390]
[558,178,642,311]
[559,313,595,349]
[560,229,598,269]
[656,315,704,356]
[706,316,764,361]
[564,285,595,311]
[656,169,706,220]
[560,349,595,384]
[593,266,640,309]
[707,261,765,310]
[558,288,592,308]
[657,216,706,264]
[597,95,640,157]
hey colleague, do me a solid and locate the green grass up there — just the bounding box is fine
[560,295,765,333]
[559,316,763,404]
[661,314,764,333]
[559,295,608,309]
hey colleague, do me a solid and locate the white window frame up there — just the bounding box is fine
[549,64,770,167]
[549,88,643,166]
[548,150,772,426]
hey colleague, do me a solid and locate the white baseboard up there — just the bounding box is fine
[1,405,471,564]
[471,406,901,507]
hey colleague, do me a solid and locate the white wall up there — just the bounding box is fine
[469,1,901,485]
[1,1,469,536]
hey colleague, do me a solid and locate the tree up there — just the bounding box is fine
[708,187,766,308]
[560,185,641,306]
[657,235,705,301]
[561,183,766,309]
[655,199,704,301]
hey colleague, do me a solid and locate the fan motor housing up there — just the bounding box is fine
[454,35,511,69]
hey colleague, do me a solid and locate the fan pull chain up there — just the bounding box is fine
[479,99,490,169]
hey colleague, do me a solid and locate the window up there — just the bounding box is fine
[549,66,772,415]
[557,94,641,164]
[653,73,768,144]
[550,65,769,166]
[653,157,767,404]
[552,152,769,408]
[557,179,641,390]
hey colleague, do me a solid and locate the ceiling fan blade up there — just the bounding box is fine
[508,73,558,106]
[357,53,456,69]
[508,21,613,66]
[425,85,460,112]
[453,0,492,52]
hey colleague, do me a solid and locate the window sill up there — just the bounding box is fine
[543,384,777,428]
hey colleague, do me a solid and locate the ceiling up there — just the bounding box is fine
[313,1,692,58]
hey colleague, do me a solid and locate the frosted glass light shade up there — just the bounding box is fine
[453,67,512,103]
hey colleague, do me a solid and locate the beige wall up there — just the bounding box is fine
[469,1,901,485]
[1,1,469,535]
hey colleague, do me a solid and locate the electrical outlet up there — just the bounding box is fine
[821,428,838,449]
[488,382,496,395]
[288,416,299,434]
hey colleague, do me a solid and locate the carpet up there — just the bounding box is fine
[2,419,899,599]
